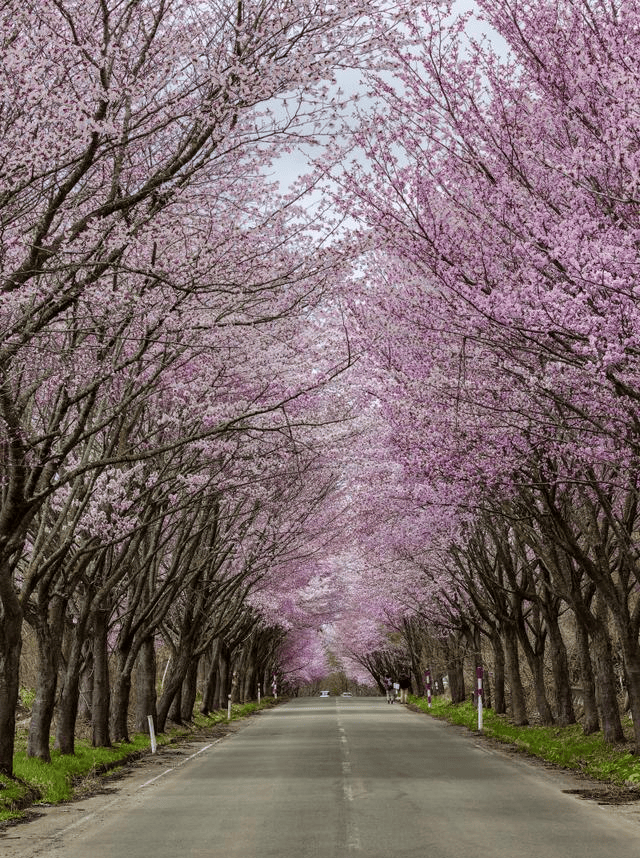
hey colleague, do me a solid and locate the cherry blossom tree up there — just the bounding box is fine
[320,0,640,742]
[0,0,419,776]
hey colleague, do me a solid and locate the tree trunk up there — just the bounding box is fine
[26,601,64,761]
[213,644,231,711]
[529,654,555,725]
[502,624,528,725]
[134,637,157,733]
[446,655,466,704]
[591,598,624,744]
[573,610,599,735]
[243,656,257,703]
[490,632,506,714]
[616,630,640,754]
[157,649,192,733]
[0,574,23,777]
[230,665,240,704]
[91,605,111,748]
[168,683,182,723]
[110,653,133,744]
[201,646,218,715]
[78,644,94,724]
[545,610,576,726]
[514,604,554,726]
[180,658,199,722]
[55,622,91,755]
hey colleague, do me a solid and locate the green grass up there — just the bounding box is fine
[411,695,640,786]
[18,687,36,710]
[0,778,31,822]
[1,698,277,823]
[12,733,151,804]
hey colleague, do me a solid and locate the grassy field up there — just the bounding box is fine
[410,695,640,786]
[1,699,275,823]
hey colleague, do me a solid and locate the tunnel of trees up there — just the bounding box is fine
[2,0,640,777]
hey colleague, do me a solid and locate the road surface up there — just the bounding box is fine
[4,697,640,858]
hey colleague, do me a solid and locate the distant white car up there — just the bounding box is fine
[341,692,352,697]
[319,690,330,697]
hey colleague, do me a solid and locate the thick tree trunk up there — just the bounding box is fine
[591,599,624,744]
[515,607,554,725]
[77,644,93,724]
[230,667,241,704]
[110,655,132,743]
[529,655,555,725]
[134,637,157,733]
[573,610,599,735]
[243,655,257,703]
[26,603,64,761]
[168,684,182,723]
[490,632,506,714]
[213,644,231,711]
[546,611,576,726]
[201,640,220,715]
[56,626,91,755]
[157,648,192,733]
[616,631,640,754]
[446,655,466,704]
[180,658,199,722]
[502,624,528,725]
[0,574,23,777]
[91,606,111,748]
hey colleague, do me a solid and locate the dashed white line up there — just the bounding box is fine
[337,717,361,852]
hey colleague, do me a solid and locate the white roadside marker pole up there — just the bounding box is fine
[477,666,483,732]
[227,694,232,720]
[147,715,157,754]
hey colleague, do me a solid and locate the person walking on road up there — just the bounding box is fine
[399,673,411,704]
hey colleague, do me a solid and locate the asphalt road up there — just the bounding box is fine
[4,697,640,858]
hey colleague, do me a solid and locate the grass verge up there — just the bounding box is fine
[410,695,640,786]
[1,698,277,824]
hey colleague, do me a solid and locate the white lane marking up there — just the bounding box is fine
[55,741,219,838]
[54,795,124,834]
[138,768,173,789]
[136,741,215,789]
[182,742,214,763]
[347,817,361,852]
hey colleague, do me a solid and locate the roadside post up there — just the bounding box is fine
[147,715,157,754]
[476,666,483,731]
[424,669,432,708]
[272,673,277,700]
[258,685,261,704]
[227,694,232,721]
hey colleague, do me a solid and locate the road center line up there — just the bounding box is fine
[337,716,361,852]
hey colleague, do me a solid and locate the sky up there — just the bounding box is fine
[267,0,509,195]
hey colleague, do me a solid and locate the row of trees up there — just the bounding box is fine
[324,0,640,751]
[0,0,419,777]
[4,0,640,780]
